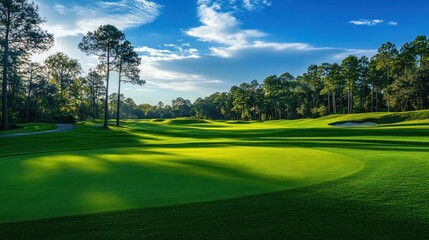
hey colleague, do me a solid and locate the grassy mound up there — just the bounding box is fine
[327,110,429,125]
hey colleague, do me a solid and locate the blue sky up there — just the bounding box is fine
[33,0,429,105]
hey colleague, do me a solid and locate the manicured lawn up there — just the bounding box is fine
[0,111,428,239]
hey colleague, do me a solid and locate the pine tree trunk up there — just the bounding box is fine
[26,71,33,122]
[2,8,10,130]
[333,92,337,114]
[327,92,331,114]
[376,86,379,112]
[104,48,110,128]
[371,81,374,112]
[347,81,350,114]
[387,70,390,112]
[116,62,122,127]
[350,84,353,114]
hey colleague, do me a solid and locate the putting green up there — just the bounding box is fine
[0,146,362,223]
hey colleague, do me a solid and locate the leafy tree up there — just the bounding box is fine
[358,56,369,111]
[85,69,105,120]
[341,55,359,114]
[319,63,332,113]
[0,0,53,129]
[307,64,323,111]
[232,83,253,120]
[114,40,145,126]
[79,24,125,128]
[21,62,43,122]
[45,52,82,93]
[411,35,429,67]
[172,97,192,117]
[45,52,82,118]
[373,42,398,112]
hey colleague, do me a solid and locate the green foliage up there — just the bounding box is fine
[0,0,53,129]
[79,24,125,128]
[311,105,328,117]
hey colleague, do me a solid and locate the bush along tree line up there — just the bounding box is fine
[1,1,428,129]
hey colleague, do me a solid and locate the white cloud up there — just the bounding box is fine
[187,0,320,58]
[187,1,266,46]
[136,43,223,92]
[37,0,161,38]
[208,41,325,58]
[349,19,384,26]
[387,21,398,26]
[136,44,200,61]
[242,0,271,11]
[53,4,67,15]
[123,87,156,92]
[32,0,162,75]
[32,35,100,74]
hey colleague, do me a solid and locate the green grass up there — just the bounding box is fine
[1,111,429,239]
[0,122,56,135]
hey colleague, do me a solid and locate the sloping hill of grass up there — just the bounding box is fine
[326,110,429,125]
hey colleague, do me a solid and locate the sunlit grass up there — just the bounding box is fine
[0,146,362,223]
[0,110,428,239]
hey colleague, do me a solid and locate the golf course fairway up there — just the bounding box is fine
[0,111,428,239]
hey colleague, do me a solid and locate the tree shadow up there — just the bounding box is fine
[0,147,315,224]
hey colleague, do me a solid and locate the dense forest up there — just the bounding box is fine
[1,1,428,129]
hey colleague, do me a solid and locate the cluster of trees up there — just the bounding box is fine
[131,36,428,121]
[0,0,143,130]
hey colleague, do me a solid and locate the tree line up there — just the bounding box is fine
[0,0,143,130]
[1,0,428,129]
[134,36,428,121]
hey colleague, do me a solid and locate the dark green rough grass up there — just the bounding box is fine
[1,111,429,239]
[0,123,56,135]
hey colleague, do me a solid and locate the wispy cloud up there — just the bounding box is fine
[331,49,378,60]
[242,0,271,11]
[135,43,200,61]
[387,21,398,26]
[37,0,161,38]
[187,1,266,47]
[187,0,321,58]
[135,42,223,92]
[349,19,384,26]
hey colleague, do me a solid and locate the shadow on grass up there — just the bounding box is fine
[0,146,312,224]
[377,122,429,128]
[138,137,429,154]
[1,170,428,240]
[129,121,429,140]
